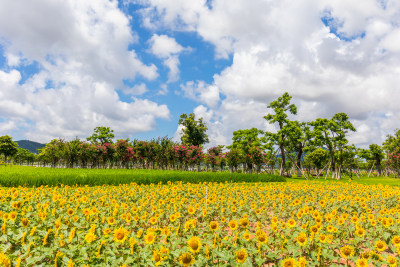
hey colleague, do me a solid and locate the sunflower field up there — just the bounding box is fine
[1,181,400,266]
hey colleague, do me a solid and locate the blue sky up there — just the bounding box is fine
[0,0,400,147]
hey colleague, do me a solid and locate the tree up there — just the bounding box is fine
[0,135,19,163]
[178,113,209,146]
[360,144,385,176]
[87,126,115,145]
[304,148,329,178]
[383,129,400,153]
[310,113,356,179]
[383,129,400,177]
[228,128,266,172]
[285,121,313,177]
[264,92,297,176]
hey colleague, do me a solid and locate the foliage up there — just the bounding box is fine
[264,92,297,176]
[310,113,356,176]
[0,135,18,162]
[86,126,115,145]
[178,113,209,146]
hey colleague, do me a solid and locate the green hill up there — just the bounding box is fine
[16,140,46,154]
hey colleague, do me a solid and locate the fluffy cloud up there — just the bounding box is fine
[148,34,189,83]
[136,0,400,147]
[0,0,169,142]
[180,81,220,108]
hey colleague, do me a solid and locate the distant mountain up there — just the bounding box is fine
[16,140,46,154]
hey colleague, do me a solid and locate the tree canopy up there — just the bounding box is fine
[178,113,209,146]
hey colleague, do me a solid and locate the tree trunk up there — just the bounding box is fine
[296,148,303,177]
[279,144,285,176]
[376,159,381,176]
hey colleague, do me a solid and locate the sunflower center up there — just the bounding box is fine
[182,254,192,264]
[117,232,124,240]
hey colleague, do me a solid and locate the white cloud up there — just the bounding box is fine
[138,0,400,146]
[0,0,169,142]
[148,34,189,82]
[122,83,148,95]
[180,81,220,108]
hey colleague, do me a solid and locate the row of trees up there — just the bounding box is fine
[1,93,400,177]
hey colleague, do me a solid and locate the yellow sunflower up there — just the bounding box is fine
[235,248,247,264]
[114,227,129,243]
[340,245,354,259]
[187,236,201,253]
[209,221,219,231]
[356,258,368,267]
[281,258,296,267]
[144,232,155,245]
[375,240,386,252]
[392,235,400,247]
[229,220,238,231]
[107,216,116,225]
[296,232,307,246]
[85,232,96,243]
[287,218,296,228]
[179,252,194,266]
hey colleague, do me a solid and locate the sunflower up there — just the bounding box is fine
[209,221,219,231]
[392,235,400,247]
[355,227,365,237]
[9,211,17,220]
[375,240,386,252]
[287,219,296,228]
[387,255,397,267]
[356,258,368,267]
[169,214,177,222]
[296,232,307,246]
[179,252,194,266]
[239,217,249,228]
[149,216,158,225]
[107,216,116,225]
[360,251,370,259]
[85,232,96,243]
[114,227,128,243]
[257,232,268,244]
[144,232,155,245]
[235,248,247,264]
[229,220,238,231]
[153,249,164,266]
[310,225,319,234]
[103,228,111,235]
[297,257,307,267]
[318,234,327,243]
[188,236,201,253]
[243,231,252,241]
[340,245,354,259]
[20,218,30,228]
[282,258,296,267]
[187,206,195,215]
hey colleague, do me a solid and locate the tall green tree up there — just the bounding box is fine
[86,126,115,145]
[228,128,266,172]
[178,113,209,146]
[310,113,356,179]
[285,121,313,177]
[360,144,385,176]
[0,135,18,163]
[264,92,297,176]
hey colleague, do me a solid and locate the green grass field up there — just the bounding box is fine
[0,165,285,187]
[287,175,400,187]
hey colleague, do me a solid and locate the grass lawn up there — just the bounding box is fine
[0,165,285,187]
[287,175,400,187]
